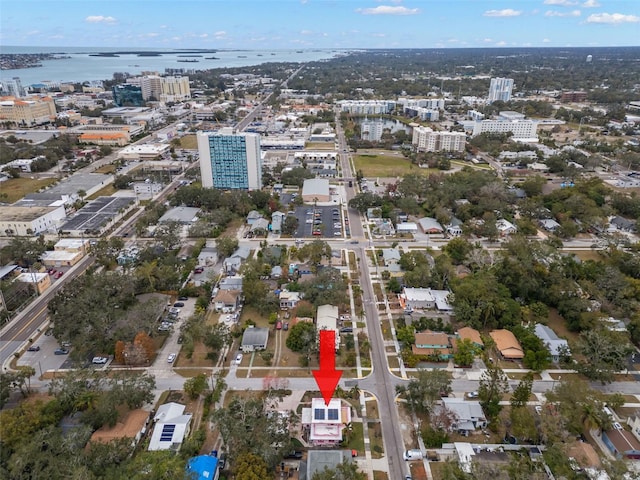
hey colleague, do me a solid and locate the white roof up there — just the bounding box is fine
[403,287,435,302]
[16,272,48,283]
[302,178,330,197]
[154,402,185,422]
[443,398,486,423]
[454,442,476,473]
[534,323,569,357]
[418,217,444,232]
[396,222,418,231]
[40,251,80,261]
[148,402,192,451]
[54,238,87,249]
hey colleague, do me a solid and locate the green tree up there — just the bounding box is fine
[235,452,269,480]
[216,236,239,258]
[395,369,452,415]
[286,321,317,353]
[452,338,477,367]
[509,407,538,443]
[574,328,632,383]
[510,372,534,408]
[443,237,473,265]
[312,460,367,480]
[478,364,509,426]
[184,373,209,400]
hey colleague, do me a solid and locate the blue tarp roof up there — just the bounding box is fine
[187,455,218,480]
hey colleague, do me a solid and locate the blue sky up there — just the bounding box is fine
[1,0,638,49]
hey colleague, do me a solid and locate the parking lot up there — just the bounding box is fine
[292,205,345,239]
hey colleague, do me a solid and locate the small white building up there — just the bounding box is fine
[148,402,192,451]
[241,326,269,352]
[534,324,569,363]
[301,398,352,447]
[396,222,418,234]
[302,178,331,203]
[0,205,67,236]
[400,287,452,311]
[316,304,339,350]
[496,219,517,236]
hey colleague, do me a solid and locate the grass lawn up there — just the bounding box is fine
[179,134,198,149]
[373,472,388,480]
[368,421,384,458]
[344,422,365,456]
[94,164,117,174]
[545,308,581,344]
[353,154,431,178]
[86,183,118,200]
[305,142,336,150]
[563,249,602,262]
[0,177,58,203]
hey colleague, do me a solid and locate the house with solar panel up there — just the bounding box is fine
[301,398,352,447]
[148,402,192,451]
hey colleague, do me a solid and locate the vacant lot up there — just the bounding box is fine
[305,142,335,150]
[86,184,118,200]
[354,153,439,178]
[179,134,198,149]
[0,177,58,203]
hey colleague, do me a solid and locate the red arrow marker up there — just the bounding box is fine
[312,330,342,406]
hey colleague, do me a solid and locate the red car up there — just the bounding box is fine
[48,269,57,275]
[276,321,283,330]
[54,271,64,279]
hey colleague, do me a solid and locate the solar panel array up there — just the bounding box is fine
[327,408,339,420]
[160,424,175,442]
[61,196,136,232]
[314,408,325,420]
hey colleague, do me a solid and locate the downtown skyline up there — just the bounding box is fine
[1,0,639,50]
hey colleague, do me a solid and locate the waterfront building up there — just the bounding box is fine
[197,129,262,190]
[412,126,466,152]
[1,77,26,97]
[487,77,514,104]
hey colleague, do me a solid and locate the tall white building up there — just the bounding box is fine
[487,77,514,104]
[412,126,466,153]
[471,118,537,140]
[360,120,386,141]
[197,128,262,190]
[160,76,191,102]
[338,100,396,115]
[1,77,26,98]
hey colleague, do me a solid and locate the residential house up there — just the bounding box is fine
[609,216,636,232]
[197,246,218,266]
[271,211,286,234]
[381,248,401,267]
[412,331,453,359]
[279,290,301,310]
[490,329,524,360]
[218,275,243,291]
[446,218,463,237]
[496,219,517,236]
[301,398,352,446]
[223,246,251,274]
[400,287,452,311]
[317,304,339,350]
[396,222,418,234]
[601,428,640,459]
[246,210,263,225]
[213,289,241,313]
[418,217,444,234]
[457,327,484,349]
[441,398,487,434]
[148,402,192,451]
[534,324,569,363]
[241,326,269,352]
[250,218,269,236]
[539,218,561,232]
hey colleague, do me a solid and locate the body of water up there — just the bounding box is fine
[0,46,343,85]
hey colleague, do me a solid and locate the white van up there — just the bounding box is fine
[403,449,423,461]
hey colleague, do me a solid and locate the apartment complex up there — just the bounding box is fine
[197,129,262,190]
[471,112,538,140]
[412,126,466,152]
[487,77,514,104]
[0,95,57,126]
[128,75,191,103]
[337,100,395,115]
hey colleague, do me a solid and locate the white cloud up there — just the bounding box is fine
[545,9,581,17]
[483,9,522,17]
[582,0,600,7]
[483,38,493,43]
[26,30,40,36]
[49,34,64,39]
[543,0,577,6]
[300,30,313,35]
[199,33,208,38]
[543,38,551,42]
[586,12,640,24]
[371,33,386,37]
[85,15,116,24]
[495,40,507,46]
[357,5,419,15]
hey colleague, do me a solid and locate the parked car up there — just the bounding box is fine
[285,450,303,459]
[54,271,64,279]
[167,353,176,363]
[92,356,108,364]
[173,302,185,308]
[235,353,243,365]
[283,322,289,331]
[48,269,56,275]
[340,327,353,333]
[178,296,189,301]
[276,321,283,330]
[54,348,69,355]
[218,453,227,470]
[466,391,479,399]
[27,345,40,352]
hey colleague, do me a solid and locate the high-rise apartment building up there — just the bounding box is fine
[197,129,262,190]
[160,76,191,102]
[412,126,466,153]
[1,77,26,97]
[487,77,514,104]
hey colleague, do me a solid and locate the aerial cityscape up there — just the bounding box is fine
[1,2,640,480]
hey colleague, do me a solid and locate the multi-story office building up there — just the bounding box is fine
[471,117,537,140]
[160,76,191,102]
[412,126,466,153]
[398,97,445,110]
[112,84,144,107]
[487,77,514,104]
[0,95,57,126]
[197,129,262,190]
